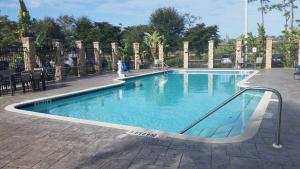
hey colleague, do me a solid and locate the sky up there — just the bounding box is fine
[0,0,299,38]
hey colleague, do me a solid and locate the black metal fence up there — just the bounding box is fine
[214,44,235,68]
[0,47,25,72]
[272,41,299,68]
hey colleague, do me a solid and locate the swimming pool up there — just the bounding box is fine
[12,70,267,139]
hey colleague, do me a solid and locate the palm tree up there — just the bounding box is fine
[18,0,31,37]
[248,0,270,27]
[143,31,164,60]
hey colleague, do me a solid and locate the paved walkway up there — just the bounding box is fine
[0,69,299,169]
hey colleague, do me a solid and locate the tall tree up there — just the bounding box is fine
[183,23,219,54]
[75,17,94,46]
[0,15,19,46]
[150,7,185,51]
[121,25,153,55]
[143,31,164,60]
[18,0,31,37]
[31,17,64,47]
[90,22,121,49]
[270,0,298,30]
[248,0,270,27]
[56,15,76,49]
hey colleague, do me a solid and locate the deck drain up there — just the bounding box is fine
[127,130,159,138]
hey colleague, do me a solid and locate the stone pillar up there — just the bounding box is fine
[298,40,300,65]
[75,40,86,77]
[184,41,189,69]
[133,43,140,70]
[235,40,243,68]
[53,40,63,81]
[265,37,273,69]
[158,43,164,68]
[208,40,214,69]
[111,42,118,71]
[21,37,35,71]
[93,42,102,73]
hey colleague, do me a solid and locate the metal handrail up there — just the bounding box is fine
[180,87,283,149]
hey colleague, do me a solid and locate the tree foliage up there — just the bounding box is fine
[143,31,164,59]
[184,23,219,53]
[121,25,153,57]
[18,0,31,37]
[31,17,64,47]
[248,0,270,26]
[150,7,185,51]
[56,15,76,49]
[0,15,19,46]
[91,22,121,49]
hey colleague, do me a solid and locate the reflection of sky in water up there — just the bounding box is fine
[22,71,262,138]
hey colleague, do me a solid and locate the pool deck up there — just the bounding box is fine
[0,68,299,169]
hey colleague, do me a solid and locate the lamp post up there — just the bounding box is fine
[244,0,248,66]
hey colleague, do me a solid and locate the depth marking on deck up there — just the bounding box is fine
[126,130,159,138]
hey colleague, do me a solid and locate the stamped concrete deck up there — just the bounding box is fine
[0,68,299,169]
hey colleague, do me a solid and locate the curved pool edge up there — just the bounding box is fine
[5,69,271,144]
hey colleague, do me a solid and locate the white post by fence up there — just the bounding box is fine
[208,40,214,69]
[93,42,102,73]
[133,43,140,70]
[265,37,273,69]
[158,43,164,68]
[184,41,189,69]
[21,37,35,71]
[111,42,118,71]
[53,39,63,81]
[235,40,243,68]
[75,40,86,77]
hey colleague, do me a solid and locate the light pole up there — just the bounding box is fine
[244,0,248,66]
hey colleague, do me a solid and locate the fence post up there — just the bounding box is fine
[208,40,214,69]
[158,43,164,68]
[298,40,300,65]
[265,37,273,69]
[111,42,118,71]
[235,40,243,68]
[21,37,35,71]
[75,40,86,77]
[133,43,140,70]
[184,41,189,69]
[93,42,102,73]
[53,39,63,81]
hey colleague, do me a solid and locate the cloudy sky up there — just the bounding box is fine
[0,0,299,38]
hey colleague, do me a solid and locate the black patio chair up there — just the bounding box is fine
[0,70,13,94]
[31,70,43,91]
[21,71,31,93]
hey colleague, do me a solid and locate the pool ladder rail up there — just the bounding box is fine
[180,87,283,149]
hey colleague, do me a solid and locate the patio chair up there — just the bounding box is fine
[0,70,13,94]
[21,71,31,93]
[31,70,43,91]
[255,57,263,68]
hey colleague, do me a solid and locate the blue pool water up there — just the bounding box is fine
[18,71,263,138]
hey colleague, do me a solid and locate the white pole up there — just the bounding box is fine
[244,0,248,65]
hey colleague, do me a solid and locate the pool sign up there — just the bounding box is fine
[252,47,257,53]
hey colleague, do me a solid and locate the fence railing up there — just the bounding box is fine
[0,47,26,72]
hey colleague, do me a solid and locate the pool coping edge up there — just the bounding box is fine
[5,69,271,144]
